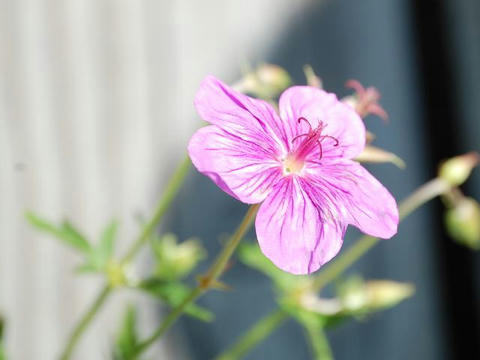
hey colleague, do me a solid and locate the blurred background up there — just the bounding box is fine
[0,0,479,359]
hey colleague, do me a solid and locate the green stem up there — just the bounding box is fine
[60,286,111,360]
[133,204,260,356]
[217,177,450,359]
[121,156,191,264]
[59,156,191,360]
[215,309,288,360]
[304,322,333,360]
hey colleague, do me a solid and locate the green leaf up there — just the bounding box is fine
[113,305,140,360]
[25,212,90,253]
[75,220,119,274]
[98,220,117,261]
[88,220,118,271]
[139,279,213,322]
[74,263,99,274]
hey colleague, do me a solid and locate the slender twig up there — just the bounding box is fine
[60,286,111,360]
[304,321,333,360]
[59,157,191,360]
[133,204,260,356]
[121,156,192,264]
[216,177,451,359]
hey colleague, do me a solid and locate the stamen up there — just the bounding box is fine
[320,135,339,147]
[291,133,309,143]
[297,116,312,131]
[288,117,341,163]
[316,140,323,160]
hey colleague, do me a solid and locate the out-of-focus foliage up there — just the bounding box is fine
[438,152,480,250]
[135,233,212,322]
[112,305,141,360]
[234,64,292,100]
[26,211,213,326]
[25,212,90,252]
[151,233,205,281]
[239,242,414,331]
[77,220,118,274]
[445,197,480,250]
[439,152,479,187]
[336,276,415,315]
[139,279,213,322]
[25,213,118,274]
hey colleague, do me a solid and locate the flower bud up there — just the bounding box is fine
[445,197,480,250]
[152,234,205,280]
[363,280,415,310]
[234,64,291,99]
[439,152,479,186]
[339,277,414,313]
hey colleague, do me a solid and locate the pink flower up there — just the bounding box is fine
[188,76,398,275]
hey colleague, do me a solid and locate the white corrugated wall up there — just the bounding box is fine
[0,1,308,359]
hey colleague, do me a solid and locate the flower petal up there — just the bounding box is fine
[255,177,346,274]
[194,75,289,152]
[279,86,365,159]
[304,160,398,238]
[188,125,283,204]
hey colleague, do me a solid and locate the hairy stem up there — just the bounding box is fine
[59,156,191,360]
[133,204,260,356]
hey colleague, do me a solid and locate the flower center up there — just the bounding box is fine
[283,154,305,175]
[288,117,339,166]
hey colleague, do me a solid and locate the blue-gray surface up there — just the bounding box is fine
[168,0,480,359]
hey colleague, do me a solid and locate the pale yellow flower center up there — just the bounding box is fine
[282,154,304,175]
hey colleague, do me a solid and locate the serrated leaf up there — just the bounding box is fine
[75,220,119,274]
[89,220,118,270]
[113,305,140,360]
[139,279,213,322]
[25,212,90,253]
